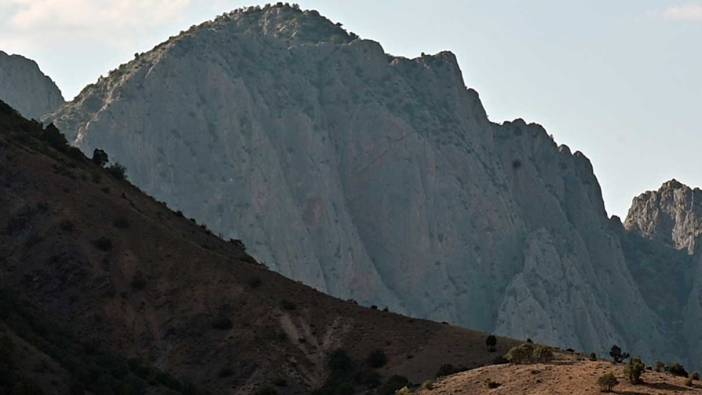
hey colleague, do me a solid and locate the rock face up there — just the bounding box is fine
[48,5,700,368]
[624,180,702,368]
[625,179,702,254]
[0,51,64,119]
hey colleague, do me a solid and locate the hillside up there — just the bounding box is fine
[0,100,522,393]
[417,355,702,395]
[45,3,702,368]
[0,50,64,119]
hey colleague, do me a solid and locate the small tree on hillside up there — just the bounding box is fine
[609,345,629,363]
[92,148,109,167]
[486,335,497,352]
[597,372,618,392]
[625,357,645,384]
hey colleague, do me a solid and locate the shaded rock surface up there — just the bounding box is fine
[47,4,701,369]
[0,51,64,119]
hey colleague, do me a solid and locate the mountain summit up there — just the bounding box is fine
[47,4,702,369]
[0,50,64,119]
[625,179,702,254]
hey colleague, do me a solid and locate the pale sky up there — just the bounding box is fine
[1,0,700,217]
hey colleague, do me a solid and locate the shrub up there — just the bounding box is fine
[597,372,618,392]
[420,380,434,390]
[590,353,597,361]
[692,372,700,380]
[254,387,277,395]
[655,361,664,372]
[667,363,688,377]
[505,343,535,364]
[377,375,408,395]
[41,123,68,150]
[533,346,554,363]
[625,358,645,384]
[486,334,497,352]
[436,363,464,377]
[486,379,501,389]
[92,149,109,167]
[609,345,629,363]
[106,163,127,180]
[366,349,388,369]
[92,237,112,251]
[280,300,296,311]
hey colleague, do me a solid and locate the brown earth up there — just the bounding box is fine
[0,100,521,393]
[418,355,702,395]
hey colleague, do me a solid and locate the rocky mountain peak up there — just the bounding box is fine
[0,50,64,120]
[624,179,702,254]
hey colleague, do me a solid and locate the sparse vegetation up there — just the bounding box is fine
[486,379,502,389]
[655,361,665,372]
[92,148,109,167]
[590,353,597,361]
[504,343,554,364]
[106,163,127,180]
[597,372,619,392]
[609,345,629,363]
[666,362,688,377]
[486,334,497,352]
[624,357,645,384]
[436,363,466,378]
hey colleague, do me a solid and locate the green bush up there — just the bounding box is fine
[625,358,645,384]
[597,372,618,392]
[666,363,688,377]
[504,343,535,364]
[106,163,127,180]
[533,346,554,363]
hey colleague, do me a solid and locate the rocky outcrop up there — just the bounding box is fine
[625,179,702,254]
[47,4,699,368]
[0,51,64,119]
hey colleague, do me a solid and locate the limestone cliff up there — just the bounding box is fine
[47,4,697,368]
[0,51,64,119]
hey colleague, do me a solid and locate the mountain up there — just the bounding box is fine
[0,100,520,394]
[0,50,64,119]
[623,180,702,372]
[47,4,701,369]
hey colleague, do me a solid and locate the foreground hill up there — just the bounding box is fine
[0,50,64,119]
[0,100,520,393]
[418,355,702,395]
[46,3,700,367]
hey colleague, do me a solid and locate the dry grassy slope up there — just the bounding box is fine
[418,355,702,395]
[0,100,520,394]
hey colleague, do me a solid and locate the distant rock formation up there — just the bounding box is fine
[0,51,64,119]
[48,4,702,369]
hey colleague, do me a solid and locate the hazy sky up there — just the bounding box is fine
[1,0,700,217]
